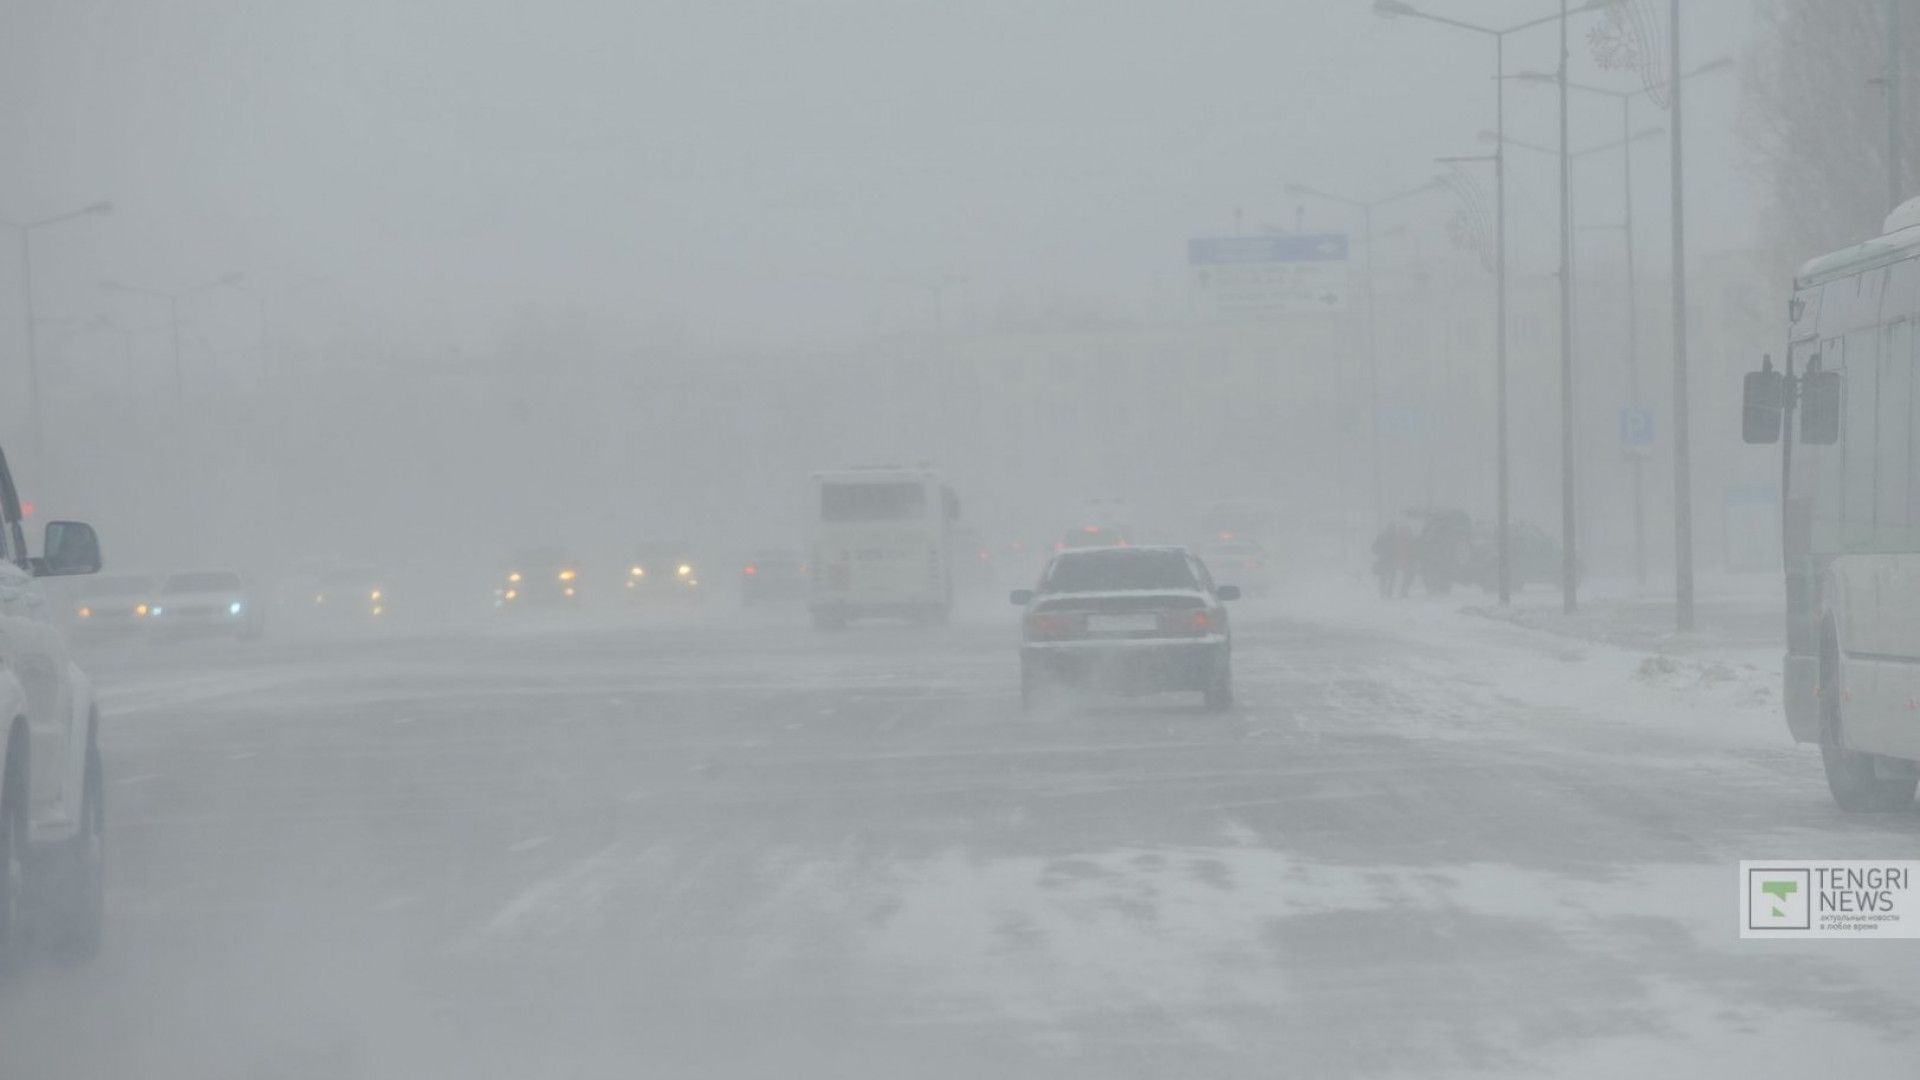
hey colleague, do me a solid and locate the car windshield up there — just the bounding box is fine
[86,574,153,596]
[1041,549,1197,593]
[164,572,241,594]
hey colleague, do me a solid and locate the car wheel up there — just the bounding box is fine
[48,742,103,964]
[1820,666,1917,812]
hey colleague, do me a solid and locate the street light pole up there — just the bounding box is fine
[1512,60,1729,593]
[2,201,113,473]
[1892,0,1905,215]
[1375,0,1608,605]
[1621,93,1645,586]
[1558,0,1578,614]
[101,272,245,418]
[1671,0,1694,632]
[1495,34,1510,607]
[1283,177,1442,533]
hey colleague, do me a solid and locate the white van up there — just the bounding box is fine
[807,468,958,629]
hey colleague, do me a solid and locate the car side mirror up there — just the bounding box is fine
[1742,363,1784,444]
[1801,368,1842,446]
[34,520,101,577]
[1215,585,1241,602]
[1009,589,1034,606]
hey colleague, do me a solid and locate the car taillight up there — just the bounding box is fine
[1025,612,1083,640]
[1159,609,1216,636]
[744,565,757,575]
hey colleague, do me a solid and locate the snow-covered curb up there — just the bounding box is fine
[1263,575,1795,754]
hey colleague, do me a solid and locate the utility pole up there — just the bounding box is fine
[1892,0,1905,214]
[1671,0,1694,632]
[1496,34,1511,608]
[1559,0,1578,614]
[1620,94,1646,586]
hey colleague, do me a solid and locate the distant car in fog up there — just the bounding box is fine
[496,547,579,608]
[308,565,390,622]
[740,548,806,606]
[1466,520,1576,594]
[1195,539,1274,598]
[951,526,995,591]
[150,569,263,641]
[70,572,156,639]
[627,542,704,603]
[1057,524,1129,551]
[1012,545,1238,712]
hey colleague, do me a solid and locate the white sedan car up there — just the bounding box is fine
[150,570,265,641]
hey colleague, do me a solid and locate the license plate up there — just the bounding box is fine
[1087,613,1157,633]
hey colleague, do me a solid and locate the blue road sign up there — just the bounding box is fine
[1619,407,1653,446]
[1187,235,1348,265]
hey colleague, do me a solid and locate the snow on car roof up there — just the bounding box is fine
[1051,544,1188,557]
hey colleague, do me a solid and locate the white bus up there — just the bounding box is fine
[1743,196,1920,811]
[807,468,959,629]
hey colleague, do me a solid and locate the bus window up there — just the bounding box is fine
[1879,319,1913,538]
[1842,327,1878,541]
[821,482,927,523]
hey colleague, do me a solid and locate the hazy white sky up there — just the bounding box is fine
[0,0,1758,351]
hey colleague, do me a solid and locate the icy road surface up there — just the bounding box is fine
[2,588,1916,1079]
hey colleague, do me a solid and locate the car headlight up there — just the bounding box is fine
[229,601,244,615]
[630,565,644,577]
[135,604,149,617]
[78,606,91,619]
[558,569,577,582]
[677,565,692,577]
[504,589,517,600]
[150,606,162,616]
[369,589,382,601]
[508,572,522,584]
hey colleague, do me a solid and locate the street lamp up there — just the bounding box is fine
[1370,0,1609,607]
[2,200,114,471]
[1508,58,1729,590]
[100,272,245,415]
[1283,176,1445,530]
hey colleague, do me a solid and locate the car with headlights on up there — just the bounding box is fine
[495,547,580,608]
[626,542,703,603]
[1011,545,1238,711]
[69,572,156,640]
[150,569,263,641]
[308,565,390,623]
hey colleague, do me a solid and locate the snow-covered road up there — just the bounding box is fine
[1,584,1913,1079]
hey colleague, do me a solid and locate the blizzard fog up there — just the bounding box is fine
[1,1,1917,1078]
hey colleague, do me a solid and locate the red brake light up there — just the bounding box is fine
[1025,612,1083,640]
[744,565,757,575]
[1082,526,1099,533]
[1159,609,1216,636]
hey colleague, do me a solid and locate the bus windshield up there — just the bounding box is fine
[821,482,926,523]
